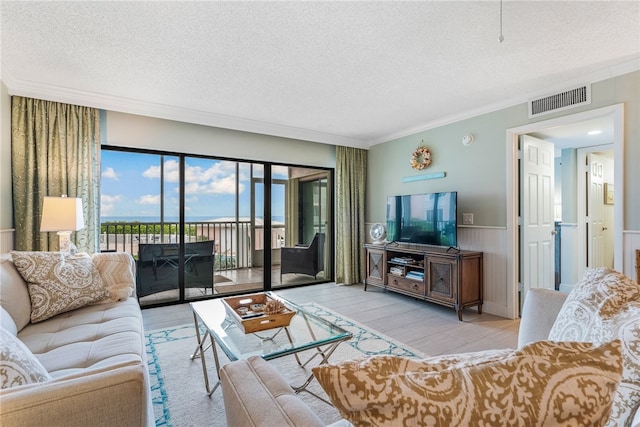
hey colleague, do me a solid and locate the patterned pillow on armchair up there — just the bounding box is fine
[549,267,640,427]
[313,340,623,427]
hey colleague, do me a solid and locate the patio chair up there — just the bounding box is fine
[280,232,325,281]
[136,240,215,298]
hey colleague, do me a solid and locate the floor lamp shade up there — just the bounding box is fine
[40,196,85,254]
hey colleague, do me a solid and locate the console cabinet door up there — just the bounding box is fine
[425,255,457,304]
[365,247,385,286]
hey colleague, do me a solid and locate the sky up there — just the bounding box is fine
[101,151,287,220]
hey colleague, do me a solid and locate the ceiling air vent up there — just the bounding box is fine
[528,84,591,118]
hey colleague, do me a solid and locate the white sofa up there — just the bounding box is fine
[0,252,153,427]
[221,282,640,427]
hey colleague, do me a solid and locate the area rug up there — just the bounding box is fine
[146,303,425,427]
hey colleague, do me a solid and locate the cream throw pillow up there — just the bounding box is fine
[549,267,640,427]
[91,252,136,303]
[313,340,623,427]
[11,251,109,323]
[0,327,52,389]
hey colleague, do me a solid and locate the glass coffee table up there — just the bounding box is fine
[190,292,352,399]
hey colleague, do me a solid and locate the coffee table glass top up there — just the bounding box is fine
[190,292,352,361]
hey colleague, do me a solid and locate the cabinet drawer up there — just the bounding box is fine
[387,274,425,295]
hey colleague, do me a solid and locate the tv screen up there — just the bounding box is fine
[386,191,457,247]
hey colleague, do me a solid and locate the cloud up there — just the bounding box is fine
[272,165,289,177]
[143,159,248,195]
[142,159,180,181]
[100,194,121,216]
[102,167,119,180]
[142,165,160,179]
[138,194,161,205]
[184,176,245,195]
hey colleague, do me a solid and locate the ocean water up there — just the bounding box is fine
[102,216,285,222]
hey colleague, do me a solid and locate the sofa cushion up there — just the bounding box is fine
[17,298,145,378]
[549,267,640,426]
[313,340,623,427]
[11,251,109,323]
[0,255,32,331]
[1,327,52,389]
[1,307,18,336]
[91,252,136,303]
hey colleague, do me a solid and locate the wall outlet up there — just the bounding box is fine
[463,213,474,225]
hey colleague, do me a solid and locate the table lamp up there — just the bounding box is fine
[40,195,85,255]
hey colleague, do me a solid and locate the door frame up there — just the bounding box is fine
[505,104,624,318]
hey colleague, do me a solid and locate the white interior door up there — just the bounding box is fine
[587,153,606,269]
[520,135,555,303]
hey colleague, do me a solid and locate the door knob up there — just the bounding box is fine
[551,230,558,235]
[602,227,608,231]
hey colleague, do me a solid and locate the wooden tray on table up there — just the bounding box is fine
[222,293,296,334]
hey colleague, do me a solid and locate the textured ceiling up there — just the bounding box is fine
[1,1,639,148]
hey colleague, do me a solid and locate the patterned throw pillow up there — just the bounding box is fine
[549,267,640,426]
[91,252,136,303]
[0,327,52,389]
[11,251,109,323]
[313,340,623,427]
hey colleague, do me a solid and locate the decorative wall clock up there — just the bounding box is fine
[410,146,432,170]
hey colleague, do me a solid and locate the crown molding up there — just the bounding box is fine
[1,71,370,150]
[370,57,640,146]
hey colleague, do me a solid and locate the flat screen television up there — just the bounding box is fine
[386,191,458,247]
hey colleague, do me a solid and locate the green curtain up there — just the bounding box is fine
[11,96,101,252]
[336,146,367,284]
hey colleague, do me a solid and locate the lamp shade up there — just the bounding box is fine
[40,196,85,232]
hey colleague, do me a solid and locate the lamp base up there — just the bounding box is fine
[57,231,73,256]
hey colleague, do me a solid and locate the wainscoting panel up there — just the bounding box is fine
[458,226,512,319]
[623,230,640,281]
[0,229,15,253]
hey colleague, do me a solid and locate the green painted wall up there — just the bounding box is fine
[561,148,578,223]
[367,71,639,231]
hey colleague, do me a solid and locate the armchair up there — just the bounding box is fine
[280,233,325,281]
[136,240,215,298]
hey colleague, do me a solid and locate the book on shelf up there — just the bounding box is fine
[405,271,425,281]
[390,257,416,264]
[389,266,404,276]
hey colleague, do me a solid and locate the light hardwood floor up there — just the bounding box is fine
[141,282,520,356]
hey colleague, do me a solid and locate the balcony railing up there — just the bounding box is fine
[100,220,284,271]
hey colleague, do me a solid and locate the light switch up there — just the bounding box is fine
[463,213,474,225]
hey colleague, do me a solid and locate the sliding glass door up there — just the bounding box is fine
[274,169,332,288]
[101,152,183,305]
[101,147,333,307]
